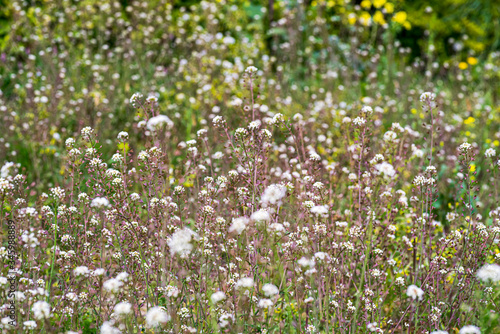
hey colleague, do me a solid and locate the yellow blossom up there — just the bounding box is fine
[348,13,357,25]
[359,11,371,26]
[458,62,468,70]
[392,11,407,25]
[373,0,386,8]
[361,0,371,9]
[373,11,386,25]
[467,57,478,65]
[384,2,394,13]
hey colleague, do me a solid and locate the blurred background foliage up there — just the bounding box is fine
[0,0,499,193]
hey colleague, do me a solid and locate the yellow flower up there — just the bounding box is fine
[361,0,371,9]
[392,11,407,25]
[359,11,371,26]
[403,21,411,29]
[458,62,468,70]
[348,13,357,25]
[467,57,478,65]
[373,11,386,25]
[470,164,476,172]
[384,2,394,13]
[327,0,336,7]
[373,0,386,8]
[464,117,475,125]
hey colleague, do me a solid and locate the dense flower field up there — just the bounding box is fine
[1,0,500,333]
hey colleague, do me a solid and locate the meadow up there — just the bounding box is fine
[0,0,500,333]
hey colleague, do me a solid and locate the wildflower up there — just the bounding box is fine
[485,148,496,158]
[91,197,110,208]
[167,227,198,257]
[476,264,500,282]
[235,277,254,289]
[251,209,270,223]
[32,301,51,320]
[245,66,258,75]
[73,266,90,277]
[210,291,226,304]
[261,184,287,207]
[458,142,472,153]
[147,115,174,131]
[430,331,449,334]
[100,321,121,334]
[229,217,249,234]
[459,326,481,334]
[23,321,37,330]
[113,302,132,316]
[81,127,94,140]
[374,162,396,177]
[258,299,273,308]
[103,279,123,293]
[406,284,424,301]
[130,92,143,107]
[117,131,129,141]
[262,283,279,297]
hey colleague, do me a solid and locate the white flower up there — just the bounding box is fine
[73,266,90,277]
[103,278,123,293]
[458,142,472,153]
[32,301,51,320]
[459,325,481,334]
[145,307,171,328]
[117,131,129,141]
[114,302,132,316]
[310,205,328,217]
[100,321,122,334]
[374,162,396,177]
[23,321,37,330]
[146,115,174,131]
[485,148,496,158]
[91,197,110,208]
[235,277,254,289]
[228,217,249,235]
[406,284,424,301]
[430,331,449,334]
[250,210,270,222]
[245,66,258,75]
[476,263,500,282]
[210,291,226,304]
[261,184,287,207]
[167,227,198,257]
[262,283,279,297]
[257,299,273,308]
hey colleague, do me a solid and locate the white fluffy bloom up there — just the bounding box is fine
[250,209,270,222]
[91,197,109,208]
[459,325,481,334]
[73,266,90,277]
[310,205,328,217]
[32,301,51,320]
[100,321,121,334]
[103,278,123,293]
[257,299,273,308]
[228,217,249,235]
[374,162,396,177]
[147,115,174,131]
[261,184,287,207]
[235,277,254,289]
[430,331,449,334]
[406,284,424,301]
[262,283,279,297]
[114,302,132,316]
[145,307,171,328]
[167,227,198,257]
[476,263,500,282]
[210,291,226,304]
